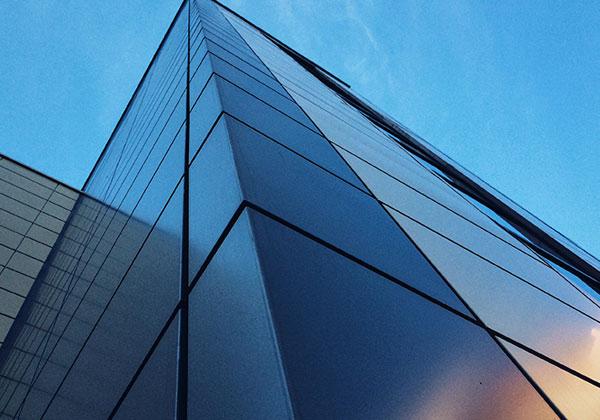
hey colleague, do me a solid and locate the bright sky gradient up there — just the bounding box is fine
[0,1,598,258]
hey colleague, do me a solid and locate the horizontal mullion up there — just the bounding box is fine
[185,198,600,391]
[384,202,600,325]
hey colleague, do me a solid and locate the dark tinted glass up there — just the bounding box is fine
[208,46,289,96]
[114,313,179,420]
[222,113,366,192]
[213,60,316,129]
[189,76,223,159]
[247,209,556,419]
[214,75,319,143]
[389,207,600,383]
[226,118,469,314]
[189,43,212,105]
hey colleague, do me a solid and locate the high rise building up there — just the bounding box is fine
[0,0,598,418]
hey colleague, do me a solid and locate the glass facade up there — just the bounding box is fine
[0,0,598,418]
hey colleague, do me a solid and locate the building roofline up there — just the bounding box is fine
[212,0,351,89]
[0,152,81,194]
[213,0,600,290]
[81,0,188,192]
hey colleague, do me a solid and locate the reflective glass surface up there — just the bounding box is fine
[188,116,243,279]
[225,115,469,315]
[502,339,600,420]
[188,212,291,419]
[113,313,179,420]
[338,149,600,319]
[389,207,600,384]
[246,209,556,419]
[0,0,598,416]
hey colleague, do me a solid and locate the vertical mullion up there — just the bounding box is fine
[177,0,191,419]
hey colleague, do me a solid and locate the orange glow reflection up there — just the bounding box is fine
[504,336,600,420]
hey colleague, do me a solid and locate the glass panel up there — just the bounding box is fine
[211,56,315,129]
[204,20,269,61]
[188,116,243,279]
[189,76,223,160]
[339,149,600,319]
[118,127,185,221]
[189,44,212,107]
[113,313,179,420]
[203,29,268,70]
[222,113,366,192]
[203,37,271,79]
[215,74,319,142]
[190,34,209,81]
[337,145,539,258]
[208,45,288,96]
[546,258,600,304]
[388,206,600,383]
[225,117,469,315]
[245,208,556,419]
[501,339,600,420]
[188,211,292,419]
[104,76,186,208]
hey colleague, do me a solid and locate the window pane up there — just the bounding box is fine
[114,313,179,420]
[223,113,366,193]
[188,212,292,419]
[501,339,600,419]
[388,207,600,384]
[226,117,469,315]
[345,154,600,319]
[189,116,243,279]
[246,209,556,419]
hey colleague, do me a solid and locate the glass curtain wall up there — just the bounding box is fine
[0,0,597,418]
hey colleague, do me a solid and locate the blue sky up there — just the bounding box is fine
[0,1,598,258]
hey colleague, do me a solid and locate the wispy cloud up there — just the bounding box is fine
[343,0,380,51]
